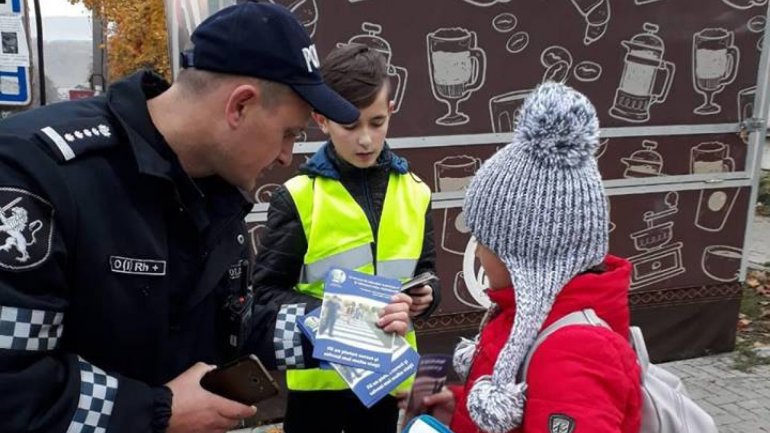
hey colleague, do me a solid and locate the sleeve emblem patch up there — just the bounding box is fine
[0,188,55,271]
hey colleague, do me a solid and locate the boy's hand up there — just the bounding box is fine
[377,293,412,336]
[407,285,433,317]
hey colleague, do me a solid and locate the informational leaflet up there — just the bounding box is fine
[300,306,419,408]
[0,16,29,68]
[404,354,452,421]
[313,268,400,373]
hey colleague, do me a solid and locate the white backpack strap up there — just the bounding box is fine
[629,326,651,376]
[519,309,610,381]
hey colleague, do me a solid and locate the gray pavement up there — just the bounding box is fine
[650,212,770,432]
[747,214,770,269]
[660,353,770,433]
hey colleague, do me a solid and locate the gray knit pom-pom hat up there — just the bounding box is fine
[460,82,608,433]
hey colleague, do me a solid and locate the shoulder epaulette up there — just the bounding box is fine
[33,117,119,163]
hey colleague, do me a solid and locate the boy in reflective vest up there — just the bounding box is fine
[253,43,441,433]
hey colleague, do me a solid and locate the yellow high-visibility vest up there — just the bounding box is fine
[284,172,431,392]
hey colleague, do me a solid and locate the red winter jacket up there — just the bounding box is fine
[450,255,642,433]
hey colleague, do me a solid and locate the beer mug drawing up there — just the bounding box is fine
[690,141,734,174]
[693,28,740,115]
[738,85,756,123]
[427,28,487,126]
[434,155,481,255]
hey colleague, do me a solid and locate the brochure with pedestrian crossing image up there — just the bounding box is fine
[313,268,400,373]
[300,307,419,407]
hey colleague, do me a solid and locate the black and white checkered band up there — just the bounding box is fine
[274,303,306,370]
[0,305,63,351]
[67,357,118,433]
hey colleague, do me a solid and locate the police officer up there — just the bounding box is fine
[0,3,360,433]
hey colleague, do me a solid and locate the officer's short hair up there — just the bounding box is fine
[176,68,292,108]
[320,43,391,110]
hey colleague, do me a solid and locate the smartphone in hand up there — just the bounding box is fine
[200,355,279,405]
[401,272,437,294]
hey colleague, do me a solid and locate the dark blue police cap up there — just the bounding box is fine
[181,1,359,124]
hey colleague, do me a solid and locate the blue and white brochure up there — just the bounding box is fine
[301,307,419,407]
[333,336,419,408]
[313,268,399,373]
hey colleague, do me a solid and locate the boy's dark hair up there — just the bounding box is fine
[320,43,390,110]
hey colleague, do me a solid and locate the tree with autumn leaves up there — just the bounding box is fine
[68,0,170,81]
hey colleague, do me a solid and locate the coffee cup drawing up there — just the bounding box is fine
[702,245,742,282]
[690,142,740,232]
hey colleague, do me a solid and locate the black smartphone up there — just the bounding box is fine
[200,355,279,405]
[400,272,437,294]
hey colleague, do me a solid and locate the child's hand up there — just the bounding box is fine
[377,293,412,336]
[422,387,456,426]
[407,285,433,317]
[395,391,409,410]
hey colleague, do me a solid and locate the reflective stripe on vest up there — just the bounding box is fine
[284,172,431,392]
[300,244,373,284]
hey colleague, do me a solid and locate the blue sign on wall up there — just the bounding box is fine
[0,0,31,106]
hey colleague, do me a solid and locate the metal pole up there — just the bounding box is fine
[32,0,44,105]
[91,14,106,92]
[739,4,770,280]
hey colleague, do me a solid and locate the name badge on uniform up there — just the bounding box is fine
[109,256,166,276]
[228,263,243,280]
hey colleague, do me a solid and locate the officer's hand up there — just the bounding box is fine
[377,293,412,336]
[166,362,257,433]
[407,285,433,318]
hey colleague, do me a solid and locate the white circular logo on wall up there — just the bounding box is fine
[0,188,55,271]
[462,237,491,308]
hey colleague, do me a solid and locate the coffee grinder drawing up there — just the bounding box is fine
[628,192,686,290]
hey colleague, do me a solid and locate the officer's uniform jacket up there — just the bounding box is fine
[0,71,306,433]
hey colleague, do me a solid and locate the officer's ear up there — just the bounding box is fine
[224,84,260,129]
[311,112,330,135]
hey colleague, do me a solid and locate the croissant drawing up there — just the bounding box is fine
[570,0,611,45]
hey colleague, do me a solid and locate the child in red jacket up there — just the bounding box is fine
[418,82,642,433]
